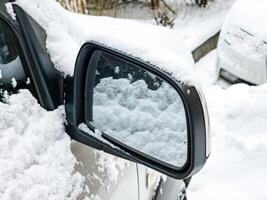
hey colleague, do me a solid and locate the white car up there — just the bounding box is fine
[216,0,267,85]
[0,0,210,199]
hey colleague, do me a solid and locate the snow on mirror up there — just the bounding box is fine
[86,51,188,168]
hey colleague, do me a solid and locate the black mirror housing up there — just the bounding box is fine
[65,42,210,179]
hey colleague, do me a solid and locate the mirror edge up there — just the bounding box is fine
[65,41,209,179]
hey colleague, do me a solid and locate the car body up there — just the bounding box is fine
[216,0,267,85]
[0,1,209,199]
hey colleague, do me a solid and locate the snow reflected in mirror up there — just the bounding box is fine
[90,51,188,168]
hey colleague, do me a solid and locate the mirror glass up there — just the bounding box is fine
[86,50,188,168]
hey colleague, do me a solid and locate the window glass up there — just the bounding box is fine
[0,19,27,90]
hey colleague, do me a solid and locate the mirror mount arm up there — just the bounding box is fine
[65,123,138,163]
[64,74,139,163]
[183,177,192,188]
[65,124,103,151]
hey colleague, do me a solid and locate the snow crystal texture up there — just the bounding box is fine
[189,83,267,200]
[0,90,84,200]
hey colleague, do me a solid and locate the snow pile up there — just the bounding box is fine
[93,77,187,167]
[189,48,267,199]
[0,90,84,200]
[188,82,267,199]
[14,0,198,86]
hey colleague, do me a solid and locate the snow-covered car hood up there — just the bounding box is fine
[222,0,267,42]
[13,0,198,86]
[217,0,267,84]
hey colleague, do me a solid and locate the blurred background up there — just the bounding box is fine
[56,0,225,27]
[55,0,233,54]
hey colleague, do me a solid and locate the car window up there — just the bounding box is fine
[0,19,28,95]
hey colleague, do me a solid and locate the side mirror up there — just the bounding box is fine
[65,42,210,179]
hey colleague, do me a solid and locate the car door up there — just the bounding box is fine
[71,141,139,200]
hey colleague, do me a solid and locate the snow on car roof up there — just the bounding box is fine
[14,0,199,86]
[223,0,267,42]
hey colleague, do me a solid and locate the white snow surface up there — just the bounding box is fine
[14,0,198,86]
[5,3,16,20]
[189,83,267,200]
[193,50,217,86]
[0,90,84,200]
[189,50,267,200]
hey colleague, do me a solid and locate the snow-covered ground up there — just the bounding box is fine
[188,49,267,200]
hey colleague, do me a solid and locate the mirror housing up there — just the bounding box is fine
[65,42,210,179]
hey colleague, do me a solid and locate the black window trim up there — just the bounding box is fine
[0,13,40,104]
